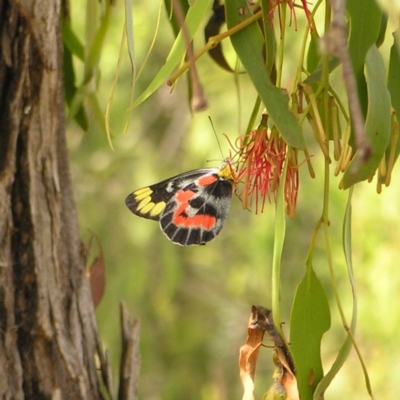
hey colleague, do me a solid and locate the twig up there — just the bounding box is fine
[323,0,371,163]
[170,0,208,111]
[118,303,141,400]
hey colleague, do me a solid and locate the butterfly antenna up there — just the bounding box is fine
[208,116,224,160]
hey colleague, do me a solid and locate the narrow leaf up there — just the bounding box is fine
[204,4,235,72]
[88,92,109,138]
[375,14,388,48]
[131,0,212,108]
[306,32,321,76]
[164,0,190,37]
[225,0,304,149]
[290,266,331,400]
[385,32,400,169]
[313,188,372,399]
[388,33,400,116]
[342,45,391,188]
[63,43,88,131]
[125,0,136,72]
[260,0,277,78]
[87,0,113,79]
[347,0,382,114]
[62,21,85,61]
[84,0,99,79]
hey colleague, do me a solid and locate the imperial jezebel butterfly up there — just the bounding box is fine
[125,161,236,246]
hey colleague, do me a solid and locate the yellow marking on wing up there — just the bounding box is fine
[134,187,153,201]
[140,201,159,215]
[149,201,166,217]
[136,196,152,211]
[138,201,166,217]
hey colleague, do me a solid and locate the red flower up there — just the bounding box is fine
[268,0,312,32]
[232,125,299,217]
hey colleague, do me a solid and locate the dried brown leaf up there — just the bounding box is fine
[259,310,299,400]
[263,349,299,400]
[86,230,105,307]
[89,254,105,307]
[240,306,300,400]
[239,306,267,400]
[204,2,235,73]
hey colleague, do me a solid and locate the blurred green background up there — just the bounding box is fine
[67,1,400,399]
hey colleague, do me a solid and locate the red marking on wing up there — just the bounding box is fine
[197,174,217,186]
[173,189,216,230]
[174,214,216,231]
[176,190,196,202]
[174,213,216,230]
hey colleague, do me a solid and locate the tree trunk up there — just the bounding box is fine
[0,1,101,398]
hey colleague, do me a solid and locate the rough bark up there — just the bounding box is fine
[119,304,140,400]
[0,0,101,398]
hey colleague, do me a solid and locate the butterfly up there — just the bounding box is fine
[125,161,236,246]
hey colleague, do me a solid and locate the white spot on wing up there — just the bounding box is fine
[165,181,175,193]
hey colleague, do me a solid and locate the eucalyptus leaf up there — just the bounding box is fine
[313,188,364,399]
[347,0,382,115]
[164,0,190,37]
[386,32,400,168]
[131,0,212,108]
[204,3,235,72]
[306,32,321,77]
[290,265,331,400]
[225,0,304,149]
[342,45,391,188]
[62,21,85,61]
[388,33,400,116]
[63,44,88,131]
[260,0,277,79]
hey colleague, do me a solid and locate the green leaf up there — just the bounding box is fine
[342,45,391,188]
[131,0,212,108]
[347,0,382,115]
[125,0,135,72]
[386,32,400,170]
[63,43,88,131]
[304,56,340,85]
[271,155,288,331]
[388,33,400,116]
[260,0,277,78]
[306,32,321,75]
[375,14,388,48]
[225,0,304,149]
[313,188,365,399]
[84,0,99,79]
[88,92,108,138]
[62,21,85,62]
[67,83,89,125]
[290,265,331,400]
[164,0,190,37]
[86,0,113,81]
[62,23,88,132]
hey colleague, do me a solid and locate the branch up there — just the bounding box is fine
[322,0,371,163]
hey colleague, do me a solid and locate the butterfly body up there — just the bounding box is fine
[125,162,235,245]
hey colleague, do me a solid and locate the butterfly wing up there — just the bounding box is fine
[159,171,233,245]
[125,169,215,221]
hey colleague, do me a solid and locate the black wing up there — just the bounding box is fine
[125,169,216,221]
